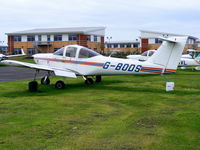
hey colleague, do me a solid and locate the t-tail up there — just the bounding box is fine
[147,36,188,73]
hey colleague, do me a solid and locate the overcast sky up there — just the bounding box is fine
[0,0,200,45]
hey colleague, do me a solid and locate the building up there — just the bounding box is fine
[6,27,105,54]
[104,40,140,53]
[140,30,199,53]
[0,45,8,54]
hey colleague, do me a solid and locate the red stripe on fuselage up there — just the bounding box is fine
[36,57,104,67]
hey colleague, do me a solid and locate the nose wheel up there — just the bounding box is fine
[85,78,94,85]
[41,76,50,85]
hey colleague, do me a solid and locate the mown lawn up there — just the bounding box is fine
[0,69,200,150]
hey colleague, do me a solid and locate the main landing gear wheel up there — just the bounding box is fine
[85,78,94,85]
[95,75,102,82]
[55,80,65,89]
[28,81,38,92]
[41,76,50,85]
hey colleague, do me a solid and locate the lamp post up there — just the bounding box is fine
[106,36,112,52]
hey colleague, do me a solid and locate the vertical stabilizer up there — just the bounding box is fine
[147,36,188,72]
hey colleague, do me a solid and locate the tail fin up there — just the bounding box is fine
[147,36,188,73]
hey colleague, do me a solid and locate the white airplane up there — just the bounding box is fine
[0,49,26,61]
[127,50,156,61]
[1,36,187,92]
[179,50,200,68]
[127,49,200,69]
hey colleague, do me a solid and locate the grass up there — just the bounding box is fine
[0,69,200,150]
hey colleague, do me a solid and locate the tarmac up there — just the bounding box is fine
[0,66,47,82]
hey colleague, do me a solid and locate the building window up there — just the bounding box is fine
[120,44,125,48]
[113,44,118,48]
[38,35,42,41]
[126,44,131,48]
[133,43,139,48]
[27,35,35,42]
[69,35,77,41]
[27,48,36,55]
[87,35,91,41]
[94,36,98,42]
[155,38,162,44]
[106,44,112,48]
[54,35,62,41]
[14,36,21,42]
[47,35,51,41]
[14,48,21,54]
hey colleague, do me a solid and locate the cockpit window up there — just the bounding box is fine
[54,47,64,56]
[141,51,148,56]
[149,51,155,56]
[78,48,100,58]
[65,47,77,57]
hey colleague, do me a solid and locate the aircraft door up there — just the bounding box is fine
[64,47,77,71]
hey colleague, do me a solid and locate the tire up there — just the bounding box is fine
[41,77,50,85]
[55,80,65,89]
[95,75,102,82]
[85,78,94,85]
[28,81,38,92]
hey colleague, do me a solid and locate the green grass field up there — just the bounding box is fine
[0,69,200,150]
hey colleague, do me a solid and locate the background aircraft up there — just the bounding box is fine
[127,50,156,61]
[1,36,187,92]
[127,49,200,69]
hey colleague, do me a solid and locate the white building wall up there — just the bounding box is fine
[42,35,47,41]
[21,35,27,42]
[50,35,54,41]
[35,35,38,41]
[62,34,69,41]
[90,35,94,42]
[97,36,101,42]
[149,38,155,44]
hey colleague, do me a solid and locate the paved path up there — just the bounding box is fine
[0,66,47,82]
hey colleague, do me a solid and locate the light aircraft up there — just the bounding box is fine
[0,49,25,61]
[179,50,200,68]
[1,36,187,92]
[127,49,200,69]
[127,50,156,61]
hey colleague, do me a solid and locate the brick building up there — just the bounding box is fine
[140,30,199,53]
[104,40,140,53]
[6,27,105,54]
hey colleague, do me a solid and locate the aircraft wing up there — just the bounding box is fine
[1,60,77,78]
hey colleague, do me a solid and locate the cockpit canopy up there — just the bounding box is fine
[141,50,156,57]
[78,48,100,58]
[54,46,101,58]
[188,51,200,59]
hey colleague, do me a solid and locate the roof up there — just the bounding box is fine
[140,30,199,40]
[6,27,106,36]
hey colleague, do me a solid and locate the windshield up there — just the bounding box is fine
[148,51,155,56]
[54,47,64,56]
[141,51,148,56]
[78,48,100,58]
